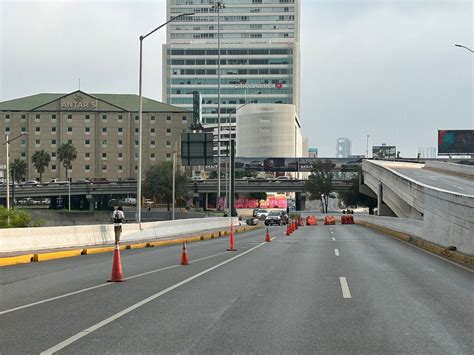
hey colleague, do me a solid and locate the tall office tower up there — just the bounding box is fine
[336,138,352,158]
[418,147,437,158]
[163,0,300,150]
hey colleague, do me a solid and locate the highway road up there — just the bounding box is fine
[1,225,472,354]
[392,167,474,195]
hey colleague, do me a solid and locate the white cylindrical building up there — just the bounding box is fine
[236,104,302,158]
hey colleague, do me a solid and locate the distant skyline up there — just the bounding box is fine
[1,0,472,157]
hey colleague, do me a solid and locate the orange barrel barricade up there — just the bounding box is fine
[341,215,347,224]
[306,215,318,226]
[324,215,336,225]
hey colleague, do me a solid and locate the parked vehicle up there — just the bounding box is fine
[252,208,260,217]
[46,179,67,185]
[265,210,288,226]
[23,180,39,186]
[73,179,91,184]
[256,209,269,219]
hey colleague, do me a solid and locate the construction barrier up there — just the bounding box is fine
[341,215,354,224]
[306,216,318,226]
[324,215,336,225]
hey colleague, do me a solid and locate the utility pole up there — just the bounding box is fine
[366,134,370,158]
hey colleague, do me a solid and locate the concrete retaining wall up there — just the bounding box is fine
[356,215,424,239]
[24,209,205,226]
[424,161,474,177]
[0,217,239,253]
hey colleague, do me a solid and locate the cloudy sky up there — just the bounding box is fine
[1,0,472,157]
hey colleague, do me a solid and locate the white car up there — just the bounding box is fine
[23,180,40,186]
[256,209,269,219]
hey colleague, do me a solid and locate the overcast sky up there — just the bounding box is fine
[1,0,472,157]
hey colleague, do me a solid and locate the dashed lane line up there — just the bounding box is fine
[339,277,352,299]
[334,249,340,256]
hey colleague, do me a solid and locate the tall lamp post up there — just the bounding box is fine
[137,12,194,224]
[366,134,370,159]
[454,44,474,53]
[3,132,28,211]
[225,100,257,215]
[212,1,225,210]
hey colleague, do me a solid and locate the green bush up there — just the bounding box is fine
[289,212,301,220]
[0,206,37,228]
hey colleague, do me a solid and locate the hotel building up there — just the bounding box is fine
[0,91,192,182]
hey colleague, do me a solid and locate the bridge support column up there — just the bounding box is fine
[377,183,396,216]
[86,194,95,211]
[295,192,306,211]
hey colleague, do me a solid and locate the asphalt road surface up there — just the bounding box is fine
[1,225,472,354]
[392,167,474,196]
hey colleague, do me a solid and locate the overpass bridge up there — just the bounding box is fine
[0,178,352,211]
[360,159,473,255]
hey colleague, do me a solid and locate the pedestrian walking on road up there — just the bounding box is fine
[112,206,125,244]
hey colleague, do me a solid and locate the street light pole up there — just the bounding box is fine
[212,1,225,211]
[3,132,28,212]
[5,134,9,211]
[366,134,369,158]
[454,44,474,53]
[172,142,177,220]
[137,12,194,225]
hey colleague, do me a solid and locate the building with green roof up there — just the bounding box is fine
[0,90,192,183]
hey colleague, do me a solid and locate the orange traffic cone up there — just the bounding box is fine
[227,221,237,251]
[265,228,271,242]
[286,223,291,236]
[108,243,125,282]
[180,240,189,265]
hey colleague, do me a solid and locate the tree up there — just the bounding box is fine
[235,171,257,179]
[304,160,334,213]
[31,150,51,182]
[57,143,77,180]
[250,192,267,208]
[10,158,27,183]
[339,168,377,214]
[143,161,189,211]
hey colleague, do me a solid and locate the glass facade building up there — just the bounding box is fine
[162,0,300,127]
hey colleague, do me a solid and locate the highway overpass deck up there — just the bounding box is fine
[391,167,474,196]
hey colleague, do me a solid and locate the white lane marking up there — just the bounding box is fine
[450,184,464,191]
[0,251,228,315]
[331,237,336,241]
[429,177,438,181]
[40,241,267,355]
[339,277,352,299]
[334,249,340,256]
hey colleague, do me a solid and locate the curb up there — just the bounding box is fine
[0,225,261,267]
[356,221,473,269]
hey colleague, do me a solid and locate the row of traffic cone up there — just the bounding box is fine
[108,221,274,282]
[285,219,301,236]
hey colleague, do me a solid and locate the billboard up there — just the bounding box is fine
[181,133,215,166]
[438,130,474,155]
[372,145,396,159]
